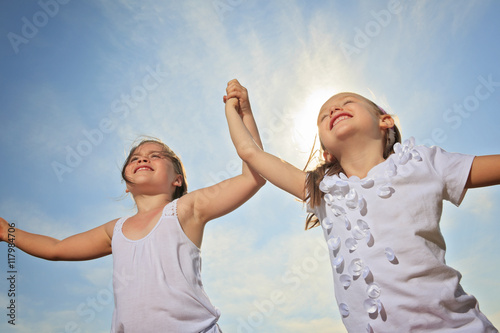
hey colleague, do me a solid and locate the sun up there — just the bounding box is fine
[290,88,338,166]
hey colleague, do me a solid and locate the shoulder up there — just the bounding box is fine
[176,190,210,227]
[176,193,196,222]
[103,218,121,239]
[414,142,473,167]
[393,137,471,165]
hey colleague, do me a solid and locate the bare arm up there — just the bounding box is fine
[466,155,500,188]
[177,80,267,247]
[0,217,114,261]
[225,79,265,185]
[224,81,307,201]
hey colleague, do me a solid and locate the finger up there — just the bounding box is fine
[227,78,240,86]
[228,85,247,99]
[226,83,238,94]
[226,89,242,100]
[225,97,240,110]
[227,81,243,93]
[226,85,239,96]
[223,95,238,103]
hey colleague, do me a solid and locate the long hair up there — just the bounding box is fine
[121,138,188,200]
[303,100,401,230]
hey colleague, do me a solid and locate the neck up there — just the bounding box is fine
[132,193,172,214]
[334,138,385,179]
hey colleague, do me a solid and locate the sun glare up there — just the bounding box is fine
[291,88,337,167]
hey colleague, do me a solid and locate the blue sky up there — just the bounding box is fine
[1,0,499,332]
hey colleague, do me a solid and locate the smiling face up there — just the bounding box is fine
[122,141,184,198]
[317,92,394,161]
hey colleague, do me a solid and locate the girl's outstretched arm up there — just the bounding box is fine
[0,217,114,261]
[176,80,267,248]
[224,80,307,201]
[466,154,500,188]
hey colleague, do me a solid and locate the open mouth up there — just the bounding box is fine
[330,113,352,130]
[134,166,154,173]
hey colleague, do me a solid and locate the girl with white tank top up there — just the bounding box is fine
[0,85,265,332]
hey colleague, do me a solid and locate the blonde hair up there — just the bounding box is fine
[121,138,188,200]
[303,97,401,229]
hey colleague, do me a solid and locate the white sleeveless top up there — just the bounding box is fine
[110,199,221,333]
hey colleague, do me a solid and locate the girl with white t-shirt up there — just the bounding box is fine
[0,96,265,332]
[224,79,499,332]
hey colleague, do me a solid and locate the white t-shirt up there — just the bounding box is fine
[110,199,221,333]
[310,138,497,332]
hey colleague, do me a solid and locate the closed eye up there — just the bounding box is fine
[319,112,330,124]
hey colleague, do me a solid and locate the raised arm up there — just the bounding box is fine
[466,155,500,188]
[176,81,268,248]
[224,80,307,201]
[224,79,265,184]
[0,217,114,261]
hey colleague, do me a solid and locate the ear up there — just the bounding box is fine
[379,114,395,130]
[172,174,183,187]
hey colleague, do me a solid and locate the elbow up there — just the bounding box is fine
[45,250,62,261]
[249,164,267,189]
[236,140,260,163]
[236,140,266,187]
[48,243,66,261]
[32,252,60,261]
[256,175,267,188]
[246,174,266,196]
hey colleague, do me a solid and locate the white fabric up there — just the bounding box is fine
[310,138,497,332]
[110,199,221,333]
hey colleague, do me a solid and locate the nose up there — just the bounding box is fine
[137,157,149,163]
[330,106,342,117]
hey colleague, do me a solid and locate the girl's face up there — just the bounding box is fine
[317,93,393,159]
[124,142,182,196]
